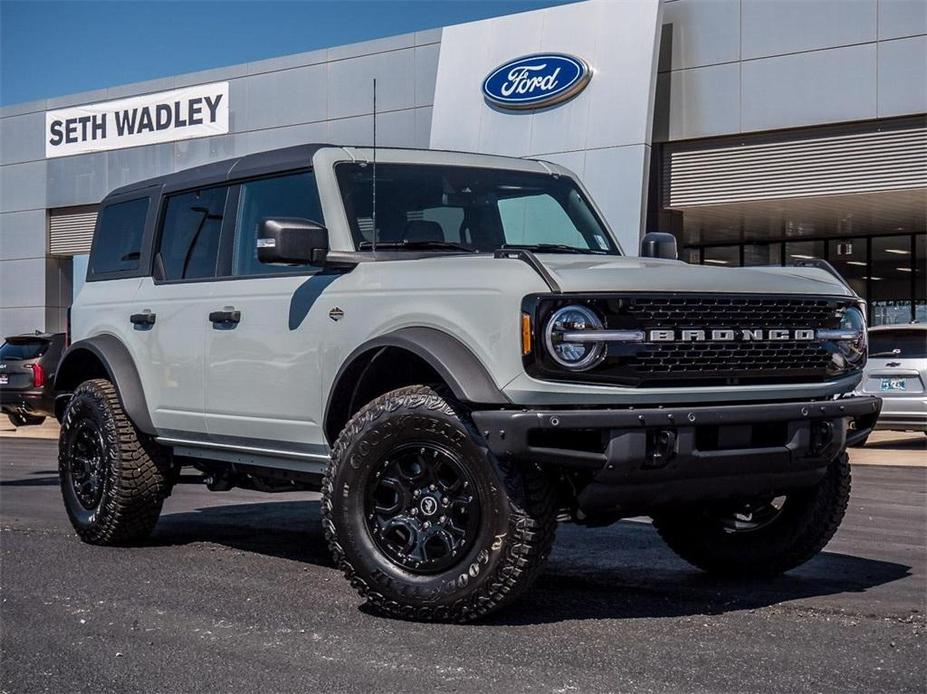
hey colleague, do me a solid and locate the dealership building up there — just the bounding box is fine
[1,0,925,336]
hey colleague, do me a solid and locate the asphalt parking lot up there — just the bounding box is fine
[1,437,925,693]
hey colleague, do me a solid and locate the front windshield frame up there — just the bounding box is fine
[334,162,621,256]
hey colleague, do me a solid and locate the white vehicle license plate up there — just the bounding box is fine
[0,374,7,385]
[880,377,907,392]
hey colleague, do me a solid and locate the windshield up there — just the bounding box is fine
[869,330,927,358]
[0,340,48,361]
[336,163,618,254]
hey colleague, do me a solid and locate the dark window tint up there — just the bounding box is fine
[158,187,228,280]
[869,331,927,358]
[0,340,48,361]
[232,172,324,276]
[91,198,148,274]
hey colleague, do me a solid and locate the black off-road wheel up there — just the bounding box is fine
[58,379,170,545]
[653,452,851,577]
[322,385,557,623]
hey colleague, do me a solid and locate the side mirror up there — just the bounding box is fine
[640,231,678,260]
[257,218,328,265]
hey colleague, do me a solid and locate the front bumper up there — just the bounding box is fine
[472,395,881,515]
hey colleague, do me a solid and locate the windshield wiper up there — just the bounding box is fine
[358,240,477,252]
[500,243,607,255]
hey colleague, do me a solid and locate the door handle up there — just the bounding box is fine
[130,312,156,326]
[209,309,241,325]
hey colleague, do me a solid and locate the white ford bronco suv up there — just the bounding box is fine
[55,144,881,622]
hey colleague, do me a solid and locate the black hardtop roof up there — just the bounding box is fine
[101,143,549,204]
[104,143,335,201]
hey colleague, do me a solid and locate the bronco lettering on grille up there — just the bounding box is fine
[648,328,816,342]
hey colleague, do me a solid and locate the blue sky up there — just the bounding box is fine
[0,0,578,106]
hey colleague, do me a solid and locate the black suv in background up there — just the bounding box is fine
[0,332,66,427]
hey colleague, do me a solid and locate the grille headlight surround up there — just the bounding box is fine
[544,304,606,371]
[835,306,867,369]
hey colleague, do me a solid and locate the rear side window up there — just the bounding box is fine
[231,171,324,277]
[90,198,149,274]
[158,186,228,281]
[0,340,48,361]
[869,331,927,358]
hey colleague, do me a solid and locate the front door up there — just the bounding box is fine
[203,170,335,457]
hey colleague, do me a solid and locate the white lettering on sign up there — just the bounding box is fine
[45,82,229,158]
[499,64,562,97]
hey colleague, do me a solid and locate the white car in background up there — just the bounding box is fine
[857,325,927,438]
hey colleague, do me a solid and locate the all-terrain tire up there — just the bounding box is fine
[58,379,170,545]
[8,412,46,427]
[653,452,851,577]
[321,385,557,622]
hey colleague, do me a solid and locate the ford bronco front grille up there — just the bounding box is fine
[630,340,834,377]
[525,293,858,387]
[624,296,841,329]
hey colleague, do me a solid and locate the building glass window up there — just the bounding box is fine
[743,243,781,267]
[784,240,826,266]
[158,187,228,281]
[828,238,867,301]
[702,246,739,267]
[232,171,324,277]
[915,235,925,324]
[870,235,913,326]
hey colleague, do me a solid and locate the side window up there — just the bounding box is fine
[158,186,228,281]
[232,171,324,277]
[90,198,149,274]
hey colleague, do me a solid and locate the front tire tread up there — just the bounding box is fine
[321,385,556,623]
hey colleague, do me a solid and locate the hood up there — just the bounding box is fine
[535,255,855,297]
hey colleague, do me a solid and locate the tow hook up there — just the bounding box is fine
[646,429,677,468]
[811,420,834,455]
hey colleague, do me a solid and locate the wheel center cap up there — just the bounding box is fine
[419,495,438,517]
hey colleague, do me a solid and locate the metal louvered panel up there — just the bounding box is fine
[664,126,927,208]
[48,209,98,255]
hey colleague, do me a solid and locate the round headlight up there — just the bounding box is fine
[544,305,605,371]
[837,306,867,368]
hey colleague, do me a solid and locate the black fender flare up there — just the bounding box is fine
[54,335,156,435]
[324,327,509,438]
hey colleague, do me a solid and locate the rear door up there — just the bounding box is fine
[203,170,333,456]
[131,184,233,437]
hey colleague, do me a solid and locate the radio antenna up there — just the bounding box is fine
[371,78,378,255]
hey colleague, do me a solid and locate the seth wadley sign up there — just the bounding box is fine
[45,82,229,158]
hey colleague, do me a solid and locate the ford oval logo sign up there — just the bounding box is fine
[482,54,592,110]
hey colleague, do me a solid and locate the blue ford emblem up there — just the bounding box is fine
[482,53,592,110]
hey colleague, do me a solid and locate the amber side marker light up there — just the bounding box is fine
[521,312,533,355]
